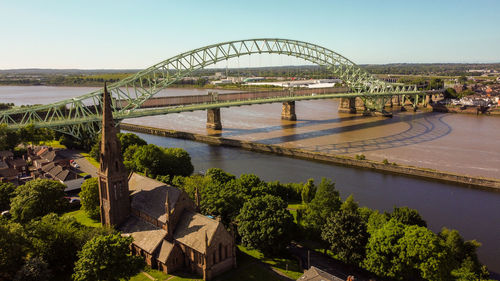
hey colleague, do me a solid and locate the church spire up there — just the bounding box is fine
[98,83,130,227]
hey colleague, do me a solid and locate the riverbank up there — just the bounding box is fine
[432,103,500,116]
[120,122,500,191]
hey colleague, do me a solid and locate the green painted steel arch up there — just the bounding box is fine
[0,38,405,138]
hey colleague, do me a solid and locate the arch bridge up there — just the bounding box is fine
[0,38,434,139]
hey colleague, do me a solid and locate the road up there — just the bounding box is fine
[59,149,98,177]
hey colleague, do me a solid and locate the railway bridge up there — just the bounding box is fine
[0,38,437,139]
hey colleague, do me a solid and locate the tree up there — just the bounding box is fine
[458,76,468,84]
[0,220,27,280]
[321,195,368,265]
[0,124,19,151]
[304,178,341,234]
[0,182,16,211]
[72,234,144,281]
[26,214,87,274]
[205,168,235,184]
[237,195,294,255]
[125,144,193,178]
[397,225,451,281]
[10,179,68,223]
[202,179,246,225]
[363,219,407,279]
[162,147,194,177]
[389,206,427,227]
[117,133,146,154]
[14,256,51,281]
[80,178,100,220]
[301,178,316,204]
[440,227,489,279]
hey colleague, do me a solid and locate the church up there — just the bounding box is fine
[97,86,236,280]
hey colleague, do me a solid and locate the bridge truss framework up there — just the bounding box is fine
[0,38,425,139]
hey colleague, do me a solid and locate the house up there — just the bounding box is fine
[97,86,236,280]
[297,266,345,281]
[41,162,78,182]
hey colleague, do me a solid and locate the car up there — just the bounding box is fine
[71,162,80,169]
[83,174,92,180]
[69,198,81,205]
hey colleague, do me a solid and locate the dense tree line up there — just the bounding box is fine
[169,167,493,281]
[0,178,143,281]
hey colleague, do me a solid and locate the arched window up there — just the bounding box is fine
[219,243,222,262]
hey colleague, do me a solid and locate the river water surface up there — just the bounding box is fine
[1,86,499,274]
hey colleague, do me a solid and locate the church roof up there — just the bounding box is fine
[174,210,221,254]
[128,173,182,224]
[157,239,175,263]
[120,216,167,254]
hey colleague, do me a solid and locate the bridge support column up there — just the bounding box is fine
[281,101,297,121]
[207,108,222,130]
[338,98,357,114]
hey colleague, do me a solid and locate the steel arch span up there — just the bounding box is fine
[0,38,418,138]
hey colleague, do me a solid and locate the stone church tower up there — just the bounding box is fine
[98,84,130,227]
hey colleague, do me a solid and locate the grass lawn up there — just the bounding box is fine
[30,140,67,149]
[63,209,101,228]
[287,202,305,224]
[237,245,303,280]
[80,152,100,168]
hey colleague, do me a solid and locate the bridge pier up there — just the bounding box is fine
[338,98,357,114]
[281,101,297,121]
[207,108,222,130]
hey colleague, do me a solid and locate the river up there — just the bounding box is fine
[1,86,499,274]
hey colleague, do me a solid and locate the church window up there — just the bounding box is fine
[113,184,117,200]
[225,245,228,259]
[115,161,119,171]
[213,252,216,264]
[219,243,222,261]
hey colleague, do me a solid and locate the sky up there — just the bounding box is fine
[0,0,499,69]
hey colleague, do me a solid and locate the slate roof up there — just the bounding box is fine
[0,151,13,159]
[173,210,221,254]
[128,173,181,224]
[297,266,345,281]
[157,240,175,263]
[121,216,167,254]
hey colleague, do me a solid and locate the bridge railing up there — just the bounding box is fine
[115,87,350,109]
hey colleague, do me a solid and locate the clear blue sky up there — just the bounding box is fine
[1,0,499,69]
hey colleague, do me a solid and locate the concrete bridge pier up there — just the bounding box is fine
[207,108,222,130]
[338,98,357,114]
[281,101,297,121]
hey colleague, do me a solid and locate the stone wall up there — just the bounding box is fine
[120,123,500,191]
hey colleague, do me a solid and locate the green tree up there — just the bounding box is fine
[0,124,19,151]
[162,147,194,177]
[72,234,144,281]
[0,182,16,211]
[389,206,427,227]
[321,195,368,265]
[397,225,451,281]
[205,168,235,184]
[14,256,51,281]
[237,195,294,255]
[0,220,27,280]
[301,178,316,204]
[80,178,100,220]
[10,179,68,223]
[202,179,246,225]
[117,133,147,154]
[363,219,407,279]
[304,178,341,234]
[440,227,489,279]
